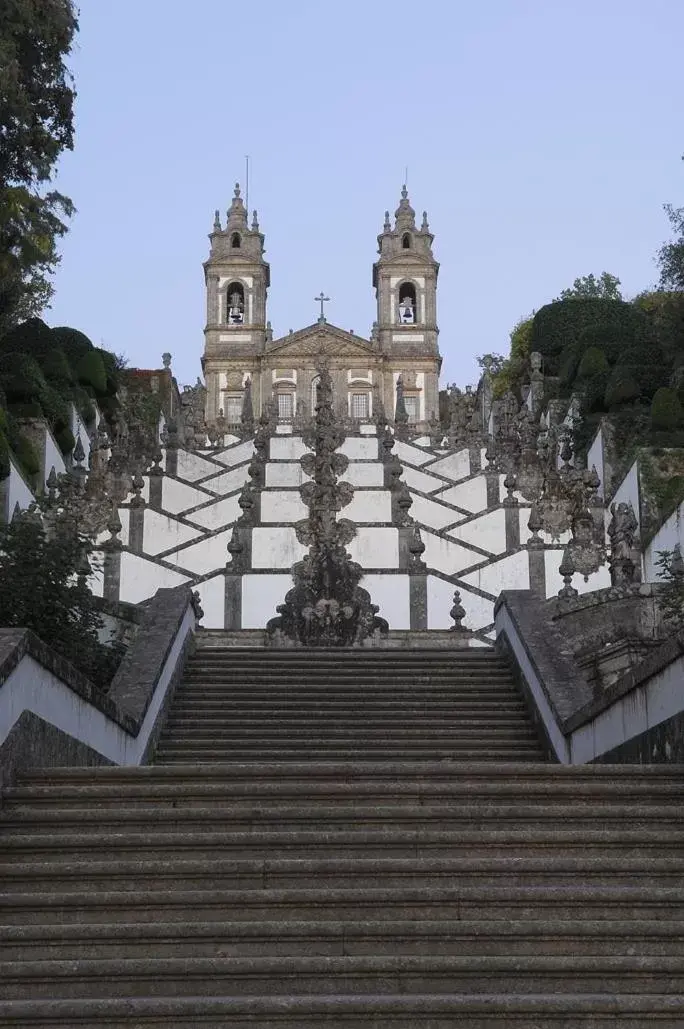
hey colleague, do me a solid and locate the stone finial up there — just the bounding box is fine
[383,210,391,232]
[129,467,145,508]
[672,543,684,577]
[252,210,259,231]
[227,522,244,570]
[394,185,416,231]
[46,466,58,503]
[105,506,123,550]
[162,352,172,369]
[558,548,578,598]
[421,210,429,231]
[503,470,518,507]
[527,502,543,548]
[213,209,221,231]
[450,589,466,630]
[408,525,427,572]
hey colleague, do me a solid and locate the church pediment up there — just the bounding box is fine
[267,323,373,359]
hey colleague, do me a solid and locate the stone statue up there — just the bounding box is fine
[607,501,640,586]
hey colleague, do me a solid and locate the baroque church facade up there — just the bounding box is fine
[201,185,441,432]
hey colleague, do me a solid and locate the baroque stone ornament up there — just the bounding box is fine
[267,364,388,648]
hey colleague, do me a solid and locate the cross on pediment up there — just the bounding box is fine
[314,292,330,323]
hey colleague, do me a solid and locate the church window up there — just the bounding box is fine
[351,393,369,420]
[226,282,245,324]
[277,392,294,421]
[402,233,411,249]
[223,394,242,424]
[404,395,419,423]
[398,282,417,324]
[231,232,241,248]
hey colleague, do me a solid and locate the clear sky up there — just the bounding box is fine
[48,0,683,390]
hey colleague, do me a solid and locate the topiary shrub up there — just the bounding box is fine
[7,402,43,419]
[51,326,94,370]
[651,387,684,431]
[41,347,73,386]
[14,434,40,479]
[75,349,107,395]
[604,366,641,408]
[54,425,75,455]
[577,346,610,413]
[40,384,71,434]
[0,432,9,480]
[0,318,55,362]
[531,299,651,376]
[577,345,610,378]
[0,353,47,404]
[98,349,121,397]
[71,385,96,426]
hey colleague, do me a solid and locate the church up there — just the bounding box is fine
[202,184,441,432]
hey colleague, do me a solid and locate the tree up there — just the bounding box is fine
[0,0,79,335]
[0,488,124,688]
[476,353,506,377]
[657,204,684,291]
[554,272,623,302]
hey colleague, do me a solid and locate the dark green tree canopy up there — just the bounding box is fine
[554,272,623,302]
[0,0,79,334]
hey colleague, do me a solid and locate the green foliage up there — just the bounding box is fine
[0,508,123,688]
[0,1,79,333]
[97,348,121,396]
[657,205,684,291]
[13,434,40,478]
[0,317,54,360]
[41,347,72,385]
[476,353,506,376]
[654,549,684,628]
[40,384,70,433]
[604,366,640,408]
[530,299,650,377]
[577,345,610,378]
[54,425,75,454]
[490,316,534,398]
[651,387,684,431]
[0,353,47,403]
[554,272,623,301]
[75,349,107,395]
[50,326,94,368]
[0,432,9,480]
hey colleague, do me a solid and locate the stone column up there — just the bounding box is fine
[526,503,546,598]
[102,509,123,603]
[224,524,244,630]
[503,472,520,552]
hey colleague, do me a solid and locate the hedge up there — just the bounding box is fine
[651,387,684,431]
[530,298,652,376]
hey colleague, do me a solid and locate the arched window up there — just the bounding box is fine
[231,232,241,248]
[398,281,417,324]
[402,233,411,249]
[226,281,245,324]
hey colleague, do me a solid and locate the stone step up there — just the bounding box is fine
[6,826,679,863]
[154,747,544,763]
[4,826,681,862]
[1,993,682,1029]
[158,726,539,742]
[3,953,684,1000]
[14,760,684,783]
[5,801,679,830]
[3,883,683,925]
[1,855,681,893]
[164,715,531,728]
[3,918,683,961]
[168,700,529,713]
[9,778,683,808]
[179,676,518,687]
[188,650,510,662]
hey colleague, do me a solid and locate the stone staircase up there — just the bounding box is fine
[1,646,684,1026]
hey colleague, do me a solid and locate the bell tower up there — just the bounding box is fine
[202,184,270,422]
[373,187,441,428]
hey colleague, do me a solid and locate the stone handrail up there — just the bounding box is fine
[495,589,684,763]
[0,585,200,787]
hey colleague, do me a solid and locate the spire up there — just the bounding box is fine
[226,182,248,229]
[394,184,416,231]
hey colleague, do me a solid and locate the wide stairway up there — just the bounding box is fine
[0,647,683,1026]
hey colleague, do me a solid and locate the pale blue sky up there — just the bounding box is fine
[49,0,683,389]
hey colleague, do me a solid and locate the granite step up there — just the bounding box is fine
[3,952,684,1000]
[154,746,544,763]
[2,855,682,894]
[3,918,683,961]
[3,884,683,925]
[1,992,683,1029]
